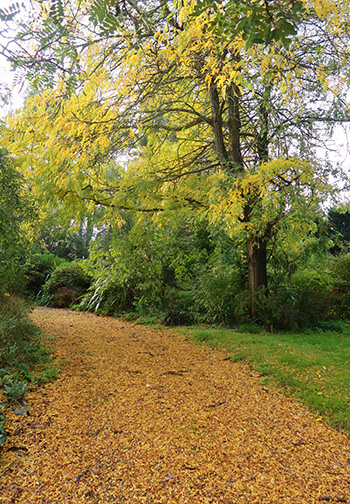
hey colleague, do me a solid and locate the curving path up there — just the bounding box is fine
[0,307,349,503]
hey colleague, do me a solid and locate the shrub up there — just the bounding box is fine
[193,259,242,326]
[330,253,350,319]
[3,378,27,404]
[162,306,195,326]
[0,149,35,296]
[0,293,39,358]
[25,253,68,297]
[43,262,92,308]
[244,279,336,331]
[162,289,196,326]
[52,287,81,308]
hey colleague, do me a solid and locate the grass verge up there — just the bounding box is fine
[172,324,350,434]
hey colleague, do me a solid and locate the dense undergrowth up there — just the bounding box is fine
[0,292,58,445]
[26,211,350,333]
[31,240,350,333]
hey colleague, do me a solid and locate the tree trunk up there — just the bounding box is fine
[208,81,229,167]
[226,82,243,168]
[207,74,268,319]
[246,236,267,319]
[257,86,271,164]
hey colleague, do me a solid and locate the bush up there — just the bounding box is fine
[330,253,350,319]
[43,262,92,308]
[0,292,39,358]
[3,378,28,404]
[0,149,35,296]
[264,287,334,331]
[193,259,242,326]
[240,269,335,331]
[161,289,196,326]
[25,253,68,297]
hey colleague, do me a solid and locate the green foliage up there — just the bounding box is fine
[327,208,350,253]
[79,214,346,330]
[329,253,350,319]
[0,293,57,443]
[25,253,67,297]
[0,293,53,384]
[43,261,92,308]
[194,0,304,48]
[31,365,59,386]
[3,377,27,404]
[0,293,39,357]
[162,290,196,326]
[0,149,23,243]
[0,149,34,294]
[331,253,350,283]
[81,273,135,315]
[193,257,243,326]
[36,219,93,261]
[248,284,335,331]
[234,256,337,330]
[89,0,122,36]
[82,216,210,317]
[81,236,165,316]
[237,322,264,334]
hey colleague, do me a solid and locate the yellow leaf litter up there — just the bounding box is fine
[0,307,349,503]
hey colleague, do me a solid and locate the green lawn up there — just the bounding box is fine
[172,324,350,434]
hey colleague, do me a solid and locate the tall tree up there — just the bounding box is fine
[2,0,350,315]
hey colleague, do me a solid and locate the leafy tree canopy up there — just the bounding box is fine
[2,0,350,305]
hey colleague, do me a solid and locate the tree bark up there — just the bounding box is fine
[243,194,268,318]
[257,86,271,164]
[247,236,267,291]
[226,82,243,168]
[208,80,229,167]
[246,235,268,319]
[208,75,268,319]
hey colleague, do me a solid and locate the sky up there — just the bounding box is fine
[0,0,31,113]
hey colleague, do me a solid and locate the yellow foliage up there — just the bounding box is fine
[208,158,331,244]
[2,0,347,237]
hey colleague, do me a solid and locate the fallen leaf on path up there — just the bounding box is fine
[0,307,349,504]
